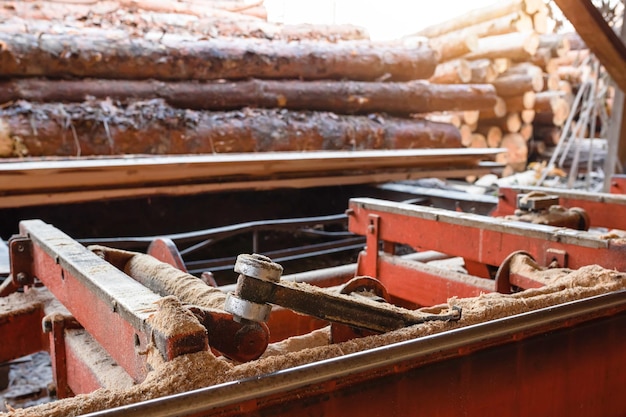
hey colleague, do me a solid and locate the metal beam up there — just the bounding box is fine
[554,0,626,92]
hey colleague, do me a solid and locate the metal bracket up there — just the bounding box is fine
[9,236,34,287]
[364,214,380,277]
[546,248,568,268]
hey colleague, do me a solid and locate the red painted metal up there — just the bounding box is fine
[348,198,626,276]
[364,252,493,306]
[494,186,626,230]
[147,238,188,272]
[610,174,626,194]
[46,315,72,398]
[0,298,47,363]
[11,220,209,384]
[86,291,626,417]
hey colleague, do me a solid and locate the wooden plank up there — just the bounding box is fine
[553,0,626,92]
[0,150,503,207]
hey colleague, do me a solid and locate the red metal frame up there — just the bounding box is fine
[348,197,626,305]
[610,174,626,194]
[493,185,626,230]
[84,290,626,417]
[3,220,209,394]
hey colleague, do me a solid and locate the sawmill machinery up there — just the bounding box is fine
[1,185,626,416]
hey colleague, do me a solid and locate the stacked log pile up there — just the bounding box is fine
[0,0,504,161]
[414,0,591,176]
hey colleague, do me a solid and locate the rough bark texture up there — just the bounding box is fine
[429,60,472,84]
[0,79,498,115]
[0,100,463,158]
[0,33,437,81]
[491,73,544,97]
[413,0,544,38]
[0,16,370,43]
[429,34,477,62]
[463,32,540,61]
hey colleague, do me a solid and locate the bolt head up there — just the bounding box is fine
[234,254,283,282]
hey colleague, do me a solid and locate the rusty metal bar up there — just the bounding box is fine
[348,198,626,271]
[233,274,461,333]
[13,220,208,382]
[81,289,626,417]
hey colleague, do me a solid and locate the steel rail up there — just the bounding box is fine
[82,289,626,417]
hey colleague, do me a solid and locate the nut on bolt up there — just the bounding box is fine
[224,254,283,323]
[234,253,283,282]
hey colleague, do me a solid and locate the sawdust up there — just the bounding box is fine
[2,265,624,417]
[261,327,331,358]
[0,291,41,316]
[147,296,206,338]
[124,254,226,310]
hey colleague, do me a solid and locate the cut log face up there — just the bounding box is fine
[429,60,472,84]
[0,100,464,158]
[0,33,438,81]
[0,79,498,114]
[479,96,507,120]
[504,91,536,112]
[468,59,498,83]
[496,132,528,171]
[476,125,503,148]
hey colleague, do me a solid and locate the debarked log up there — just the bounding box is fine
[0,79,499,115]
[0,101,462,157]
[0,33,437,81]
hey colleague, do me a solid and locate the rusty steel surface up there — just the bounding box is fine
[493,185,626,230]
[96,246,270,362]
[11,220,209,383]
[348,198,626,273]
[0,302,47,363]
[82,290,626,417]
[229,267,461,333]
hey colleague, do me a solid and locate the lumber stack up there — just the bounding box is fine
[414,0,589,176]
[0,0,505,162]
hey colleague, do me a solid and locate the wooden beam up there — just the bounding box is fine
[0,149,503,208]
[553,0,626,92]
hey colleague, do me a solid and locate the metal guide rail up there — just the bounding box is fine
[347,197,626,306]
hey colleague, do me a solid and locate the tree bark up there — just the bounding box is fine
[427,12,533,54]
[413,0,544,38]
[0,79,498,114]
[429,34,478,62]
[0,100,463,158]
[0,33,437,81]
[491,73,544,97]
[504,91,536,112]
[0,16,370,43]
[480,112,522,133]
[429,60,472,84]
[463,32,540,61]
[468,59,498,83]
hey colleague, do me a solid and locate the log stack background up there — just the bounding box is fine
[0,0,504,163]
[0,0,598,181]
[415,0,596,177]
